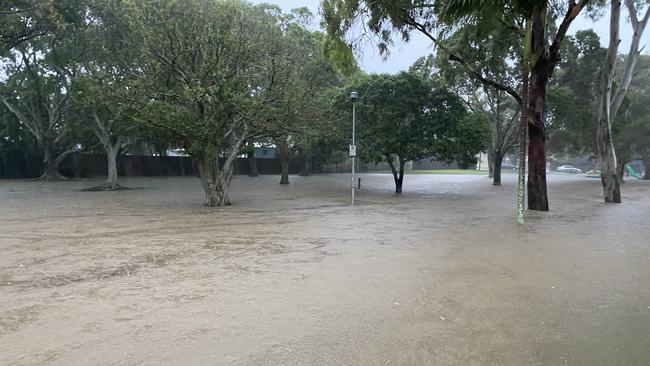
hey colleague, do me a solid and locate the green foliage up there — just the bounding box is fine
[457,113,491,168]
[0,1,90,178]
[0,105,42,177]
[121,0,277,159]
[433,19,521,168]
[547,30,604,155]
[332,71,486,166]
[0,0,88,53]
[614,55,650,162]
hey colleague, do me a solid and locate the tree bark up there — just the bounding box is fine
[105,142,120,189]
[276,138,292,185]
[246,140,258,177]
[493,152,503,186]
[488,150,495,178]
[39,143,68,180]
[597,0,649,202]
[517,38,530,224]
[527,6,550,211]
[617,159,626,183]
[247,154,258,177]
[279,158,290,185]
[598,0,623,203]
[196,153,233,207]
[194,124,247,207]
[298,150,310,177]
[387,155,405,194]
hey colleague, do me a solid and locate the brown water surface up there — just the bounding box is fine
[0,174,649,365]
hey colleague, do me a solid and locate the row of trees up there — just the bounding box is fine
[4,0,647,213]
[1,0,487,205]
[322,0,650,214]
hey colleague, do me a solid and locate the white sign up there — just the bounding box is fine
[349,145,357,157]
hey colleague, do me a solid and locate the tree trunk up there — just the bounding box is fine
[247,140,258,177]
[105,143,120,190]
[279,158,289,185]
[488,150,495,178]
[492,152,503,186]
[276,139,292,185]
[598,134,621,202]
[195,152,234,207]
[617,159,626,183]
[298,150,310,177]
[247,153,258,177]
[527,7,550,211]
[517,23,530,224]
[39,144,66,180]
[397,159,405,194]
[386,155,405,194]
[597,0,623,203]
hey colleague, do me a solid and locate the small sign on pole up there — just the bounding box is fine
[349,144,357,157]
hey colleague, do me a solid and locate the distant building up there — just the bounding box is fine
[254,146,276,159]
[166,149,189,157]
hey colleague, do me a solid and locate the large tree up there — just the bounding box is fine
[251,7,341,185]
[322,0,591,211]
[71,0,141,190]
[333,72,487,193]
[125,0,278,206]
[597,0,650,203]
[0,0,89,180]
[0,36,81,179]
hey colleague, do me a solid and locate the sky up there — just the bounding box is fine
[250,0,650,74]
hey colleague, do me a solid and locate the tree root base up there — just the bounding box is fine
[83,184,131,192]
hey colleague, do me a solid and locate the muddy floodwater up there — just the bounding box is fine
[1,173,649,365]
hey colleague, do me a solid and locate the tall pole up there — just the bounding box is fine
[351,99,356,205]
[350,91,358,205]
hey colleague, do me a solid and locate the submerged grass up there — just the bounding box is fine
[370,169,490,175]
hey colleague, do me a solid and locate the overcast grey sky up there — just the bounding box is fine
[251,0,650,74]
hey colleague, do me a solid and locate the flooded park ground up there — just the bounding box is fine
[1,173,649,365]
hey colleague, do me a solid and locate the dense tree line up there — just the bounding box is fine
[322,0,650,219]
[1,0,487,206]
[3,0,648,214]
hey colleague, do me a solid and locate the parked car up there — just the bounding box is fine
[557,165,582,174]
[501,162,518,171]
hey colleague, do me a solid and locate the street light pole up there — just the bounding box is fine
[350,91,358,205]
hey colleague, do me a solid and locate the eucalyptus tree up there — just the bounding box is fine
[322,0,591,212]
[611,55,650,180]
[125,0,279,206]
[596,0,650,203]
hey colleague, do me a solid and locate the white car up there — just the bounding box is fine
[557,165,582,174]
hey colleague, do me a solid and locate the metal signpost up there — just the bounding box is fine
[350,91,358,205]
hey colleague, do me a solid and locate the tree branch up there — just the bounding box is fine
[611,0,650,116]
[408,19,522,106]
[549,0,591,70]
